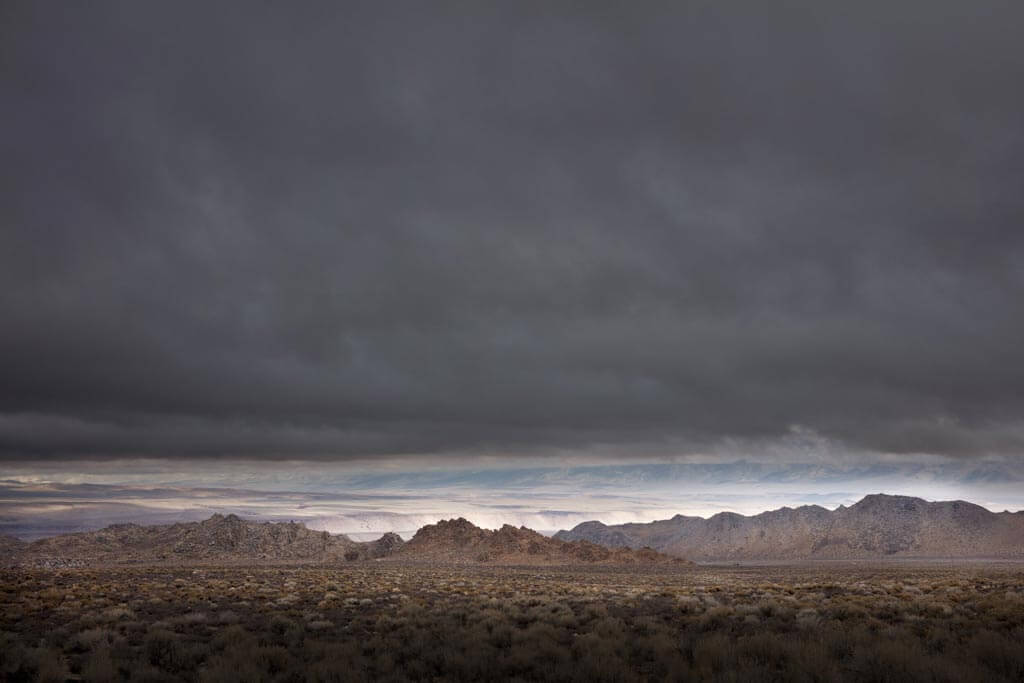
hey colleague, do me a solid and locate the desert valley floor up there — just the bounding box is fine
[3,562,1023,682]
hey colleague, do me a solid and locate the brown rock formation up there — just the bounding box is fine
[393,518,689,566]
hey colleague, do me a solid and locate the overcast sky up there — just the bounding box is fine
[3,2,1024,529]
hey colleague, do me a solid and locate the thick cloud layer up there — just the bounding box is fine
[3,1,1024,460]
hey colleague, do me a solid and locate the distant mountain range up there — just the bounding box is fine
[2,513,683,568]
[555,494,1024,560]
[6,494,1021,567]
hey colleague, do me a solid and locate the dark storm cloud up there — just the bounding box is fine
[3,0,1024,459]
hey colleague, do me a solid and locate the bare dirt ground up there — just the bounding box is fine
[3,562,1023,681]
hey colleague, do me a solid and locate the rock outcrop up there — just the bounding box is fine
[393,518,689,566]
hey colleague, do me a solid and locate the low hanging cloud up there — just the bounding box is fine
[3,456,1024,539]
[3,1,1024,462]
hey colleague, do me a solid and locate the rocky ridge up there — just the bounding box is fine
[393,518,688,566]
[4,514,686,568]
[555,494,1024,561]
[8,514,399,567]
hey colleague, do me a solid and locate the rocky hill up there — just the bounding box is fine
[392,518,689,566]
[555,494,1024,561]
[7,514,403,567]
[3,514,686,568]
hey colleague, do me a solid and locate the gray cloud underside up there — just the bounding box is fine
[3,1,1024,459]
